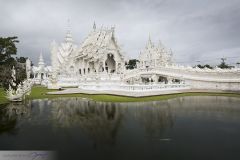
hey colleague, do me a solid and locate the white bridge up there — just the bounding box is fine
[50,65,240,92]
[123,66,240,91]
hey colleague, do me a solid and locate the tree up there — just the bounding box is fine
[217,58,232,69]
[195,64,213,69]
[0,36,20,89]
[0,37,19,64]
[16,57,27,63]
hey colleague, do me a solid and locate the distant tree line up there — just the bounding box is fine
[0,36,27,89]
[195,59,234,69]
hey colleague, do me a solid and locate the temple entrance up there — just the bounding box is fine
[105,54,116,73]
[70,66,75,75]
[41,73,44,79]
[158,76,168,84]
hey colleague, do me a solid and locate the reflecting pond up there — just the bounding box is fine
[0,96,240,160]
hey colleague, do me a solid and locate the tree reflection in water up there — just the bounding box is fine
[0,102,31,135]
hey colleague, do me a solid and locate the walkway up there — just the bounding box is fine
[47,88,239,97]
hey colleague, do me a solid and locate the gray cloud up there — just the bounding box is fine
[0,0,240,66]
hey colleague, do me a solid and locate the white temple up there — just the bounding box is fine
[51,25,125,76]
[30,23,240,94]
[48,24,126,88]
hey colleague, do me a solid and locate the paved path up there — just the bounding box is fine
[47,88,239,97]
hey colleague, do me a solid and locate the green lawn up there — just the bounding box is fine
[0,88,8,105]
[0,86,240,105]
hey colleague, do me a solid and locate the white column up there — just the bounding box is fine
[103,60,106,73]
[168,77,173,84]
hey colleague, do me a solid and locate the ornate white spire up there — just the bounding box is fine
[146,34,153,48]
[93,21,96,31]
[65,19,74,43]
[38,52,45,67]
[65,31,74,43]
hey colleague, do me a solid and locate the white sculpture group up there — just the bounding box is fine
[6,66,33,102]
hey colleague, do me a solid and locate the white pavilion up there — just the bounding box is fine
[32,53,52,85]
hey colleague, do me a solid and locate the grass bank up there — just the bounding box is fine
[0,88,8,105]
[0,86,240,105]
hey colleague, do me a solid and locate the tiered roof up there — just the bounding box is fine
[75,25,124,62]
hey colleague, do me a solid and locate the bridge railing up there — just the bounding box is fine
[123,67,240,81]
[79,83,190,92]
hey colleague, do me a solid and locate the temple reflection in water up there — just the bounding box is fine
[1,96,240,147]
[1,96,240,160]
[50,98,125,145]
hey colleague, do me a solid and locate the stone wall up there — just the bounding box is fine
[186,79,240,91]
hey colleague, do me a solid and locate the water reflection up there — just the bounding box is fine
[0,96,240,145]
[133,102,174,138]
[1,96,240,160]
[48,98,177,143]
[0,102,31,135]
[168,96,240,118]
[50,98,126,145]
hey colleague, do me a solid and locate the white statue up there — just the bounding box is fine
[6,66,33,102]
[26,58,31,79]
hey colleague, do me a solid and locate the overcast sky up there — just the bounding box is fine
[1,0,240,66]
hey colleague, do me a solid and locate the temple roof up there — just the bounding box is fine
[75,26,124,61]
[32,66,52,73]
[139,39,173,64]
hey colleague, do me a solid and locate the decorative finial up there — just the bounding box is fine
[148,33,151,43]
[146,33,153,48]
[93,21,96,30]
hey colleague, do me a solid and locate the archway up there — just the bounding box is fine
[70,66,74,72]
[158,76,168,84]
[105,54,116,73]
[70,66,75,76]
[41,73,44,79]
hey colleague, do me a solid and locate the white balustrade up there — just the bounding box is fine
[79,83,189,92]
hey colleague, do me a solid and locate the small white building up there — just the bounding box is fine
[32,53,52,85]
